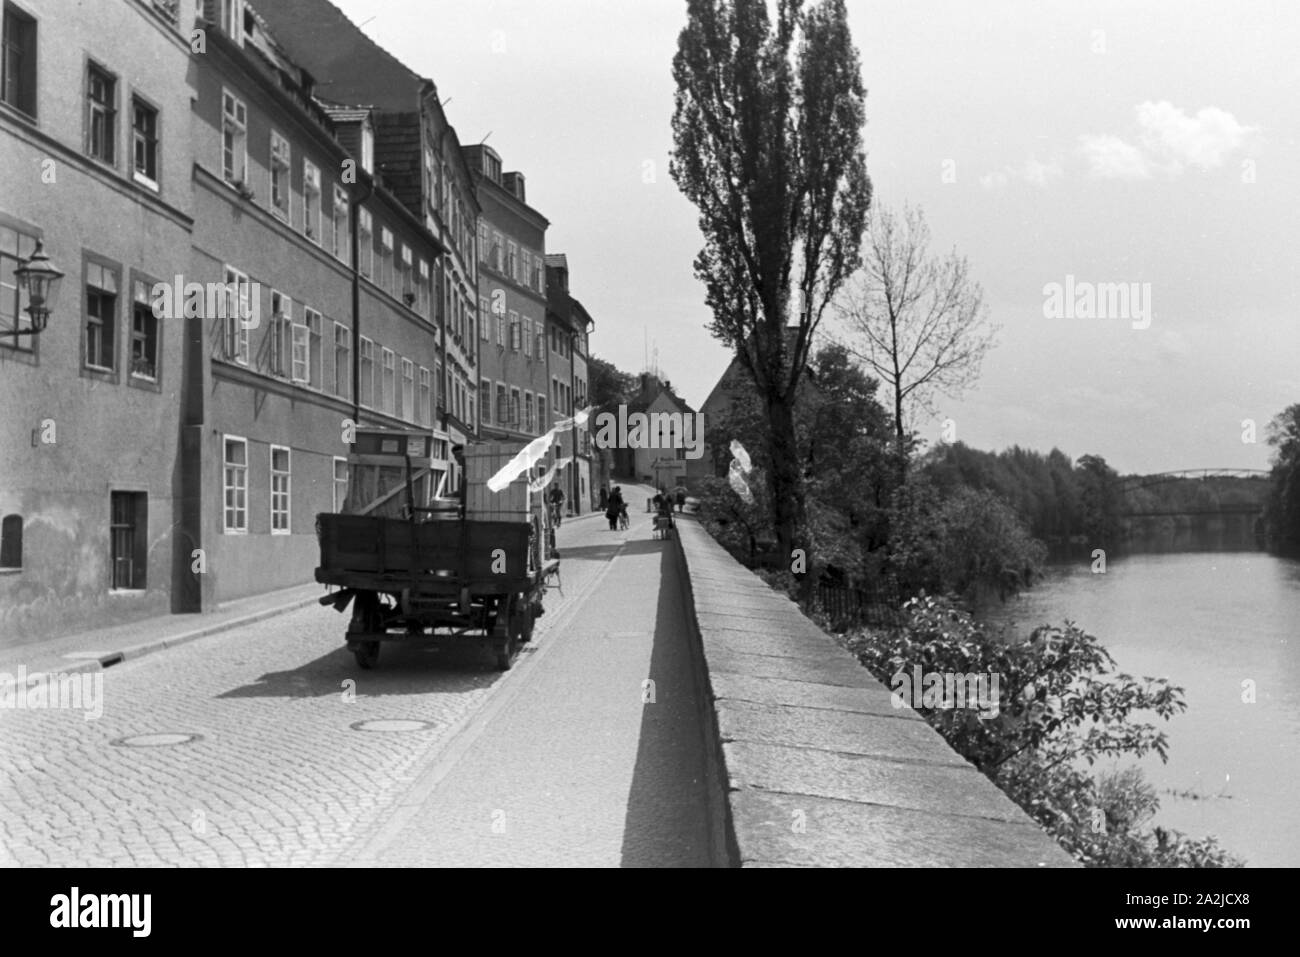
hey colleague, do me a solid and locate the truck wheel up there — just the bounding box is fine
[511,602,535,644]
[355,641,380,670]
[495,637,515,671]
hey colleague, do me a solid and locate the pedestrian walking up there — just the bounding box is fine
[675,486,686,513]
[606,486,624,531]
[599,485,608,511]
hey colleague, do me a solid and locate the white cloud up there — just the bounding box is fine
[1080,134,1151,180]
[1080,102,1256,179]
[1136,100,1256,172]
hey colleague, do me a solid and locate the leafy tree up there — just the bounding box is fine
[838,204,999,475]
[1077,454,1121,550]
[670,0,872,600]
[886,478,1046,600]
[1264,403,1300,556]
[844,596,1244,867]
[587,355,637,412]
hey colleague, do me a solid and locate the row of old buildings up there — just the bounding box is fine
[0,0,598,642]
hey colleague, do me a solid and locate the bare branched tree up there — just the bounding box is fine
[838,204,999,471]
[670,0,871,595]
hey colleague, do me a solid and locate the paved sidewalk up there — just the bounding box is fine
[0,582,324,681]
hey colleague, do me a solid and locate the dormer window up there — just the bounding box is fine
[361,124,374,172]
[222,0,243,46]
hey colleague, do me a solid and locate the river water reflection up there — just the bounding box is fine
[981,551,1300,867]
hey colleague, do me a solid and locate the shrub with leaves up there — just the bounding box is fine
[843,595,1244,867]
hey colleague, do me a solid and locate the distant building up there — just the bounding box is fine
[544,255,595,511]
[185,4,447,607]
[689,327,809,484]
[614,374,696,488]
[691,353,754,482]
[254,0,482,465]
[462,144,551,455]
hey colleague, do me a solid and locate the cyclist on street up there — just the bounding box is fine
[547,482,566,527]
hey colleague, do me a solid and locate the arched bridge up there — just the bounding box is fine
[1117,469,1270,519]
[1117,469,1271,492]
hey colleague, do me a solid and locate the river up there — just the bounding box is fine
[982,551,1300,867]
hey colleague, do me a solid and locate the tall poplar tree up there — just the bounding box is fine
[670,0,871,594]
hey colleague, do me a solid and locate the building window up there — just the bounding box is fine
[361,124,373,172]
[223,436,247,533]
[130,280,158,380]
[479,379,491,426]
[496,383,507,425]
[221,88,247,185]
[332,184,349,263]
[1,4,37,117]
[379,228,393,296]
[535,324,544,358]
[509,388,520,429]
[85,261,118,372]
[110,492,147,589]
[478,222,489,263]
[359,336,374,408]
[524,392,534,433]
[222,265,251,364]
[1,225,37,347]
[86,63,116,165]
[400,358,414,420]
[418,259,431,317]
[491,231,503,271]
[302,160,320,242]
[269,446,290,534]
[521,250,531,290]
[131,97,158,187]
[507,241,518,282]
[305,308,322,389]
[291,315,309,384]
[269,291,291,377]
[417,367,431,426]
[334,321,350,399]
[523,317,532,358]
[333,457,348,513]
[537,396,546,431]
[0,513,21,569]
[358,209,373,279]
[435,362,444,414]
[509,310,520,351]
[221,0,242,40]
[381,347,395,414]
[270,130,291,221]
[424,147,436,211]
[397,244,413,304]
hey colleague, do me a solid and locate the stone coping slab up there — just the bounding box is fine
[673,517,1077,868]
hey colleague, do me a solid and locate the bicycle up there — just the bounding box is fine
[548,501,563,528]
[617,504,630,530]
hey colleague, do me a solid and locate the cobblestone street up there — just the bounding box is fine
[0,495,717,867]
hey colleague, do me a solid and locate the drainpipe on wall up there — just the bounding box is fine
[351,172,374,426]
[569,325,579,514]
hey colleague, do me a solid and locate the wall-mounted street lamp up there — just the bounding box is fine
[3,241,65,338]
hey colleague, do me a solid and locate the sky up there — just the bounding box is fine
[328,0,1300,474]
